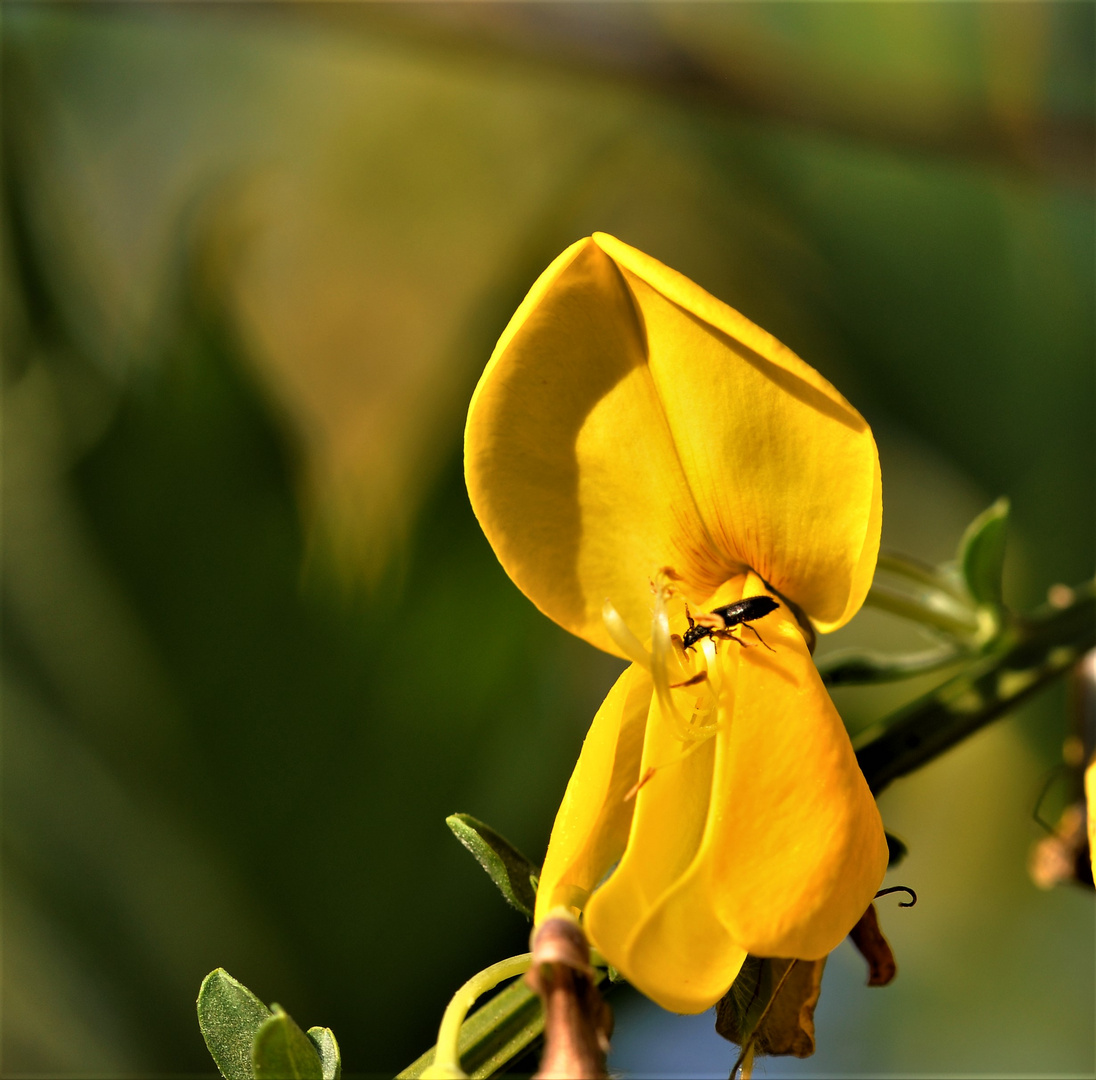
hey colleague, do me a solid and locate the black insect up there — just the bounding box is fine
[682,595,779,652]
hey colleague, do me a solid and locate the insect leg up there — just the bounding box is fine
[740,622,776,652]
[713,628,748,648]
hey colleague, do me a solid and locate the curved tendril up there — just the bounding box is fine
[874,885,917,908]
[425,952,534,1078]
[602,599,651,670]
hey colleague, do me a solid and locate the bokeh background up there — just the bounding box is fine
[3,4,1093,1077]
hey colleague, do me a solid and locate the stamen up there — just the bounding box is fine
[699,637,722,697]
[652,604,695,740]
[670,672,708,689]
[622,721,724,804]
[614,571,730,747]
[623,767,656,801]
[602,599,651,671]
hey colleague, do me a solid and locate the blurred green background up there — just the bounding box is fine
[2,4,1093,1077]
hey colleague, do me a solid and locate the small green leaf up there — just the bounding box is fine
[958,498,1010,607]
[252,1006,324,1080]
[197,968,273,1080]
[446,813,539,918]
[307,1027,341,1080]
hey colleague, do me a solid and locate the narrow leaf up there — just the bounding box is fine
[197,968,273,1080]
[446,813,539,918]
[307,1027,342,1080]
[958,498,1009,607]
[252,1006,324,1080]
[818,647,962,687]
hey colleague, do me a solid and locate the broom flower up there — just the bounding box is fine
[465,233,888,1014]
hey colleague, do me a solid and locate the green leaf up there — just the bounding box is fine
[958,498,1010,607]
[446,813,539,918]
[252,1006,324,1080]
[818,647,962,687]
[307,1027,342,1080]
[197,968,273,1080]
[855,579,1095,795]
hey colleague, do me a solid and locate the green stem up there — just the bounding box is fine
[855,581,1094,793]
[417,954,533,1078]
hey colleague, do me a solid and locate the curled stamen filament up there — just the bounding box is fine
[651,584,723,743]
[699,636,722,699]
[670,672,708,689]
[624,708,725,801]
[604,581,725,747]
[652,604,697,741]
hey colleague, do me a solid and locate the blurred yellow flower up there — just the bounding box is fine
[465,233,888,1013]
[1086,755,1095,881]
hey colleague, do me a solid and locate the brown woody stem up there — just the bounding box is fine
[525,917,611,1079]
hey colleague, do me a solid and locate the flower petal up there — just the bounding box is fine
[1086,754,1095,883]
[535,662,652,919]
[466,235,881,651]
[466,238,722,657]
[584,573,886,1012]
[706,574,889,957]
[594,234,881,632]
[583,672,747,1013]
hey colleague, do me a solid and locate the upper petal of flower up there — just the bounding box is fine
[465,235,881,656]
[1085,753,1095,883]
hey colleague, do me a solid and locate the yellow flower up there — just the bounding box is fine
[465,233,888,1014]
[1086,753,1095,881]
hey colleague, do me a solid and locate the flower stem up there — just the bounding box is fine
[855,580,1095,793]
[420,954,533,1078]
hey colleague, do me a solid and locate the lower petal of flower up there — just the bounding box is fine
[581,572,886,1012]
[585,681,749,1013]
[707,575,888,959]
[534,663,652,920]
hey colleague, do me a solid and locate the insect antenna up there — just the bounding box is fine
[740,623,775,652]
